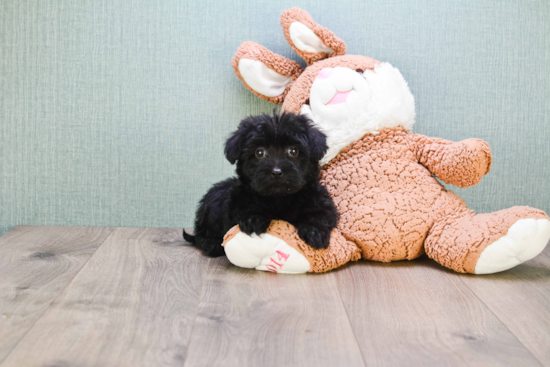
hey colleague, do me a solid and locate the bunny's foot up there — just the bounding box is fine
[425,205,550,274]
[224,231,311,274]
[475,218,550,274]
[223,220,362,273]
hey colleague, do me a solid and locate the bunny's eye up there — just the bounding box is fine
[255,148,267,159]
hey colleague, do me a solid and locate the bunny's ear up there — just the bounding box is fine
[232,42,303,104]
[281,8,346,66]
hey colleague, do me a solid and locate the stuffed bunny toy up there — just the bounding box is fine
[222,8,550,274]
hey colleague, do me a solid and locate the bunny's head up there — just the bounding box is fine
[233,8,416,165]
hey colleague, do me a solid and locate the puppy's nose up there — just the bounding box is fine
[271,167,282,177]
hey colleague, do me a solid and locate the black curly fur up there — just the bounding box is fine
[183,112,338,257]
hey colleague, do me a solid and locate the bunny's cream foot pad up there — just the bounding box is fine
[475,218,550,274]
[224,232,311,274]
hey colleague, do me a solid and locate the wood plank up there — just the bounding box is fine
[335,256,542,367]
[459,253,550,366]
[0,227,209,367]
[542,238,550,257]
[0,225,113,363]
[183,257,366,367]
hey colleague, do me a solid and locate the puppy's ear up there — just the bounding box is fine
[224,129,244,165]
[307,124,328,162]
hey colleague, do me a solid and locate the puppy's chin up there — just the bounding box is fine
[251,180,305,197]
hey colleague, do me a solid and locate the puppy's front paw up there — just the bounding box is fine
[298,225,330,249]
[239,216,272,236]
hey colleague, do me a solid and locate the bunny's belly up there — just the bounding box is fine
[321,130,463,262]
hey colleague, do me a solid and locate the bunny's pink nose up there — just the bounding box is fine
[316,68,334,79]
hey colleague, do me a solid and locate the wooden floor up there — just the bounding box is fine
[0,226,549,367]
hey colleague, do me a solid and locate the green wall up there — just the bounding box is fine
[1,0,549,235]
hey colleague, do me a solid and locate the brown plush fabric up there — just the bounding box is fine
[322,127,453,262]
[321,127,549,272]
[413,135,492,188]
[231,41,303,104]
[280,8,347,66]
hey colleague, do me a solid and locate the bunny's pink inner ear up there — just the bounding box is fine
[232,41,303,104]
[281,8,346,66]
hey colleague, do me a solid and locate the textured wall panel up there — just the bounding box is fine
[1,0,549,235]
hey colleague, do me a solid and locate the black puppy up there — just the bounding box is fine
[183,112,338,257]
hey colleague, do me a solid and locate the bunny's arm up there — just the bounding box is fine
[410,134,492,188]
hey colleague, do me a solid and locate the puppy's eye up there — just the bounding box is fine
[287,147,298,157]
[255,148,267,159]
